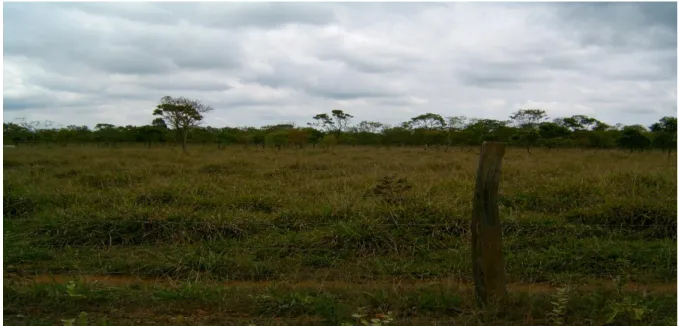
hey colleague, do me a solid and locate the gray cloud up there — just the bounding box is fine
[619,107,664,115]
[455,60,553,89]
[4,98,50,111]
[139,80,233,93]
[4,2,676,128]
[549,3,677,80]
[240,58,407,100]
[321,52,418,74]
[26,2,339,29]
[4,3,244,75]
[304,77,403,100]
[188,3,338,29]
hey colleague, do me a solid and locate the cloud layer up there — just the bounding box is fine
[4,2,676,128]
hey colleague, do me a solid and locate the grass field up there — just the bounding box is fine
[3,145,677,325]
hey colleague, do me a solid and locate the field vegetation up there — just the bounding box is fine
[3,143,676,325]
[4,98,677,324]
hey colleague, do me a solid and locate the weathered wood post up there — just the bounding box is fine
[471,141,507,306]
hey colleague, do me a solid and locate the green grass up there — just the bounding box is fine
[3,145,677,325]
[4,279,676,325]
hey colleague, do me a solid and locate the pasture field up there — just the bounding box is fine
[3,145,677,325]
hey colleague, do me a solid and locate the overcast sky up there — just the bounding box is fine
[4,2,677,129]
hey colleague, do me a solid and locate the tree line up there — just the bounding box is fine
[4,96,677,155]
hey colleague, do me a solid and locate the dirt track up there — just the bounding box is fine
[7,273,676,294]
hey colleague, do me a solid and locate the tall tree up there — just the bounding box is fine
[561,115,599,131]
[356,121,384,133]
[216,127,239,149]
[288,128,311,148]
[153,96,213,153]
[303,127,323,147]
[510,109,548,129]
[309,110,353,135]
[408,113,446,130]
[446,116,468,131]
[592,121,610,132]
[465,119,511,145]
[538,122,571,150]
[649,116,677,134]
[265,130,289,150]
[152,118,168,130]
[381,126,412,147]
[649,116,677,156]
[510,109,548,154]
[94,124,119,147]
[616,125,652,153]
[138,125,165,148]
[3,121,33,145]
[443,116,468,149]
[511,129,541,154]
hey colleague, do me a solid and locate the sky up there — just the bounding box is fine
[3,2,677,129]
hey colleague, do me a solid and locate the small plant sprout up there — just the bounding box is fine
[77,312,88,326]
[547,286,570,326]
[61,312,88,326]
[66,280,85,298]
[343,308,395,325]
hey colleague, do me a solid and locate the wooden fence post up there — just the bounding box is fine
[471,141,507,306]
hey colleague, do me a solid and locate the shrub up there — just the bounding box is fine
[371,175,413,204]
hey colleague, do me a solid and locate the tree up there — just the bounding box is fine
[511,129,540,154]
[538,122,571,150]
[190,126,216,146]
[216,128,239,149]
[56,127,81,146]
[35,126,58,145]
[153,96,213,153]
[586,130,615,151]
[650,116,677,134]
[339,133,357,147]
[3,122,31,145]
[592,121,610,132]
[6,118,42,145]
[138,125,165,147]
[561,115,599,131]
[356,121,384,134]
[464,119,511,145]
[616,126,651,153]
[442,116,468,150]
[67,125,92,144]
[309,110,353,135]
[319,134,338,151]
[262,124,295,132]
[510,109,548,154]
[382,126,412,147]
[94,123,120,147]
[354,121,383,146]
[152,118,168,130]
[446,116,468,131]
[265,130,289,150]
[649,116,677,156]
[652,132,677,157]
[288,129,310,148]
[538,122,570,140]
[408,113,446,130]
[423,130,447,148]
[302,127,323,147]
[9,106,674,154]
[510,109,548,129]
